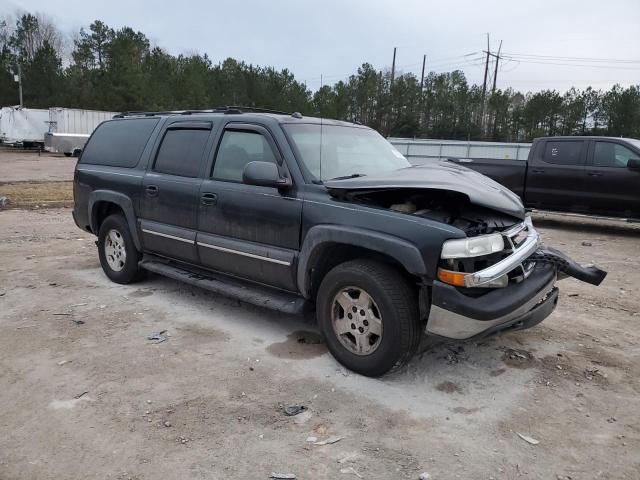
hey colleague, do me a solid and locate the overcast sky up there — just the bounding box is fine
[3,0,639,93]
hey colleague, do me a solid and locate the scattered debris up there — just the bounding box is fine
[74,391,89,399]
[306,436,317,443]
[419,473,432,480]
[270,473,296,479]
[72,319,85,325]
[70,303,88,307]
[517,432,540,445]
[581,241,592,247]
[313,436,343,446]
[337,452,359,464]
[0,196,8,207]
[53,312,71,316]
[283,404,306,416]
[147,330,168,344]
[164,421,171,427]
[607,417,617,423]
[339,466,363,478]
[567,293,579,297]
[57,360,71,366]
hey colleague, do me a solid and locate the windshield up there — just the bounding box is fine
[625,138,640,150]
[282,123,411,181]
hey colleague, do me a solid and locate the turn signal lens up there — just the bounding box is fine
[437,268,468,287]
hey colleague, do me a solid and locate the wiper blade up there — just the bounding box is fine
[327,173,366,181]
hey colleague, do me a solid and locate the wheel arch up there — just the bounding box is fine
[297,225,428,299]
[89,190,141,251]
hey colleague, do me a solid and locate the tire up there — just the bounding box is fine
[316,259,421,377]
[97,213,141,284]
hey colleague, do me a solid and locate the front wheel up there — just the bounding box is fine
[316,259,421,377]
[97,213,141,284]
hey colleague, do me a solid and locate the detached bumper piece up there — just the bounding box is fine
[530,247,607,286]
[427,263,558,340]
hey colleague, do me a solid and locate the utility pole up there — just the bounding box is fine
[16,64,23,107]
[390,47,397,87]
[491,40,502,95]
[420,54,426,127]
[480,34,490,137]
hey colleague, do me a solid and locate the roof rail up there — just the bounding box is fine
[113,105,295,118]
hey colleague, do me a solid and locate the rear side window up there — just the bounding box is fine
[154,129,210,177]
[542,141,584,165]
[212,130,277,182]
[80,118,158,167]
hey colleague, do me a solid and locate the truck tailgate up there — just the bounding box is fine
[447,157,527,198]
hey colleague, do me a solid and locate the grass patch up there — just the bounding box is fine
[0,181,73,208]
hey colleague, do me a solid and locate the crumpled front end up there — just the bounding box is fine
[427,216,607,340]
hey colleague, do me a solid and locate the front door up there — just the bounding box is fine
[583,140,640,217]
[196,123,302,291]
[525,138,589,212]
[139,120,214,263]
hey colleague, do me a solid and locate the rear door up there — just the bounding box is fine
[584,140,640,217]
[196,122,302,291]
[139,120,215,263]
[525,139,589,212]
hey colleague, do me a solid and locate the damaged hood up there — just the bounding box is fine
[324,161,526,219]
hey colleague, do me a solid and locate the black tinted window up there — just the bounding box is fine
[213,130,277,182]
[594,142,640,168]
[154,129,210,177]
[80,118,158,167]
[542,141,583,165]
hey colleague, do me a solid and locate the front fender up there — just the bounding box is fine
[88,190,141,250]
[297,224,428,297]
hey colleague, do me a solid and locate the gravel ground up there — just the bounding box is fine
[0,208,639,480]
[0,148,76,182]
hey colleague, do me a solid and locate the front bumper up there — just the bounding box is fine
[427,263,558,340]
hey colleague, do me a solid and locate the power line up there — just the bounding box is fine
[501,57,640,70]
[502,52,640,64]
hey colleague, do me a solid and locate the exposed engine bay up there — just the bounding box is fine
[332,188,520,236]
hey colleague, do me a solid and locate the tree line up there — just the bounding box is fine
[1,13,639,141]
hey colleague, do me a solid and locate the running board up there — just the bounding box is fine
[139,257,307,315]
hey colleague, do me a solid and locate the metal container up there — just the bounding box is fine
[389,137,532,165]
[44,132,90,156]
[48,108,118,135]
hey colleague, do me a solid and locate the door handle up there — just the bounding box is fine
[201,192,218,206]
[146,185,159,197]
[531,169,545,174]
[587,171,603,177]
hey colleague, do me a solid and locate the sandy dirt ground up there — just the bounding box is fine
[1,207,639,480]
[0,148,76,182]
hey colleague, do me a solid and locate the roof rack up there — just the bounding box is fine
[113,105,297,118]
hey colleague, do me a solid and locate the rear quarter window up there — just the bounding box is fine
[80,118,159,168]
[542,140,584,165]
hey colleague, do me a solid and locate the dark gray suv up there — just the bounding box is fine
[73,107,606,376]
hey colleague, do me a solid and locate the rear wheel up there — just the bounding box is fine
[97,213,141,284]
[317,259,421,377]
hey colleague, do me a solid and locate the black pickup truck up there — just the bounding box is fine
[73,108,606,376]
[448,136,640,220]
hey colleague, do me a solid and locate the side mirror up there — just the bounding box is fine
[627,158,640,170]
[242,161,291,188]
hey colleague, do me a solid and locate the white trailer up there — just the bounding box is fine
[45,108,118,154]
[48,108,118,135]
[0,106,49,146]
